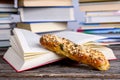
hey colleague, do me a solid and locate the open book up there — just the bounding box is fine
[3,28,63,72]
[3,28,117,72]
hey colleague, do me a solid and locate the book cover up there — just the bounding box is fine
[95,33,120,38]
[0,7,17,12]
[0,29,11,40]
[79,0,115,3]
[18,0,73,7]
[0,40,10,48]
[78,23,120,30]
[17,22,68,33]
[86,10,120,17]
[80,1,120,11]
[19,7,75,22]
[77,28,120,34]
[86,15,120,23]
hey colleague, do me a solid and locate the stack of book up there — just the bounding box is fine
[16,0,76,33]
[0,0,19,48]
[77,0,120,46]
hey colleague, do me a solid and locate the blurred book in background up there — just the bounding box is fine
[18,0,73,7]
[17,22,68,33]
[78,0,120,47]
[16,0,75,34]
[0,0,19,48]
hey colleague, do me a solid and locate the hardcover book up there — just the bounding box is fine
[18,0,73,7]
[3,28,64,72]
[19,7,75,22]
[17,22,68,33]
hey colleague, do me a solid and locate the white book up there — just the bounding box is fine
[0,7,17,12]
[3,28,116,72]
[0,24,11,29]
[17,22,68,33]
[86,15,120,23]
[19,7,75,22]
[79,23,120,30]
[86,11,120,17]
[18,0,73,7]
[0,14,20,23]
[0,40,10,48]
[80,1,120,11]
[0,29,11,40]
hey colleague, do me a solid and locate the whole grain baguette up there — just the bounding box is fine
[40,34,110,71]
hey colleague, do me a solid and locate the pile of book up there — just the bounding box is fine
[0,0,19,48]
[77,0,120,46]
[15,0,76,33]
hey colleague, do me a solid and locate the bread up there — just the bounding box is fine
[40,34,110,71]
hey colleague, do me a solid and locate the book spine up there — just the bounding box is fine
[77,28,120,34]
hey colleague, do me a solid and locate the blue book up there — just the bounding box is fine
[94,33,120,38]
[82,28,120,34]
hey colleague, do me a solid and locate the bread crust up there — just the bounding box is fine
[40,34,110,71]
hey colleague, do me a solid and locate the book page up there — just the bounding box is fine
[10,36,24,59]
[3,47,63,72]
[55,31,117,60]
[83,42,117,60]
[55,31,106,44]
[3,47,24,71]
[13,28,54,56]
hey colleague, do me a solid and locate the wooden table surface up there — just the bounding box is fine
[0,47,120,80]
